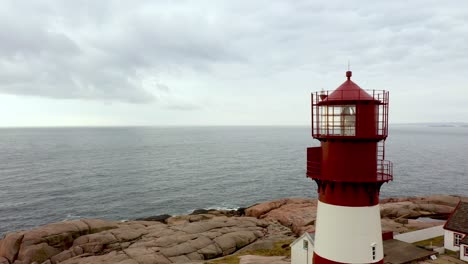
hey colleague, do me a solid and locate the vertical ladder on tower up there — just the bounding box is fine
[377,140,385,161]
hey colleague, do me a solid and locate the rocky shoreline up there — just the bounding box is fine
[0,195,466,264]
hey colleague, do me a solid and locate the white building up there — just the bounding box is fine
[460,237,468,262]
[291,232,314,264]
[443,201,468,260]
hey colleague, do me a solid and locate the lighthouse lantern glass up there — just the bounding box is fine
[319,104,356,136]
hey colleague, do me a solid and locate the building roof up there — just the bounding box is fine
[444,201,468,234]
[290,232,315,247]
[461,236,468,245]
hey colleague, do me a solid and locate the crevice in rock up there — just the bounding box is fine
[79,220,92,235]
[69,221,87,237]
[122,249,143,264]
[12,234,25,263]
[108,230,145,251]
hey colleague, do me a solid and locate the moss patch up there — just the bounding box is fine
[444,249,459,257]
[413,235,444,247]
[208,239,293,264]
[208,255,240,264]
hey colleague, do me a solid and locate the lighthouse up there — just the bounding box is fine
[306,71,393,264]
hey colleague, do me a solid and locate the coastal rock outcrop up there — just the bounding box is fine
[1,195,466,264]
[245,198,317,236]
[0,217,267,264]
[0,219,117,264]
[246,195,467,236]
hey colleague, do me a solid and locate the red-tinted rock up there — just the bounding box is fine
[0,232,24,262]
[17,243,60,264]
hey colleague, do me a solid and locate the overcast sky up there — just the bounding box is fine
[1,0,467,127]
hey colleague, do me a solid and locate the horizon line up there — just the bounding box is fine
[0,122,467,129]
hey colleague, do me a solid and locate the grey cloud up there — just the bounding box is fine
[0,23,79,58]
[1,0,468,106]
[155,83,170,93]
[165,103,202,111]
[0,0,244,103]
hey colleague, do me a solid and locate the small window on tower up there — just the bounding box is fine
[303,240,308,250]
[371,243,376,260]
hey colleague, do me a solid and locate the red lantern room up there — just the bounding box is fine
[307,71,393,264]
[312,71,388,140]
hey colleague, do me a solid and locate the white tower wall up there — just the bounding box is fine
[314,201,383,263]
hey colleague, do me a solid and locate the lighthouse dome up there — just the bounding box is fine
[322,71,374,102]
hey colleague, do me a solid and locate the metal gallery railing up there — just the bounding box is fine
[306,159,393,182]
[311,89,389,139]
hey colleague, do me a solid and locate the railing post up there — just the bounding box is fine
[311,93,314,137]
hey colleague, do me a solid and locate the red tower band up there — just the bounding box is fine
[307,71,393,263]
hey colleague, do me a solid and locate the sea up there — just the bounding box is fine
[0,125,467,236]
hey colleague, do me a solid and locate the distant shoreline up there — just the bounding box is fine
[0,122,467,129]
